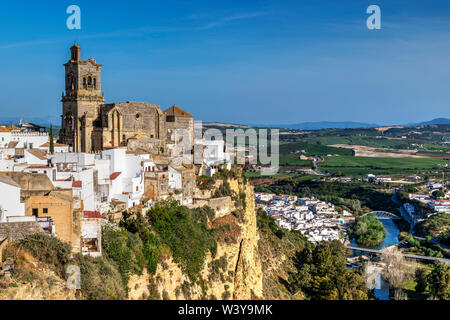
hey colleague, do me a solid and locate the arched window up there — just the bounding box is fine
[88,76,92,85]
[83,77,87,88]
[93,78,97,88]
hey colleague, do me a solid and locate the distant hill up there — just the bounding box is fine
[254,121,379,130]
[203,122,251,129]
[408,118,450,126]
[0,116,60,127]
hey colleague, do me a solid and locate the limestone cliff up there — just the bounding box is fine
[0,174,288,300]
[0,248,76,300]
[128,176,265,300]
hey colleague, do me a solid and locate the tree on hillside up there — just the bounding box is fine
[414,268,428,293]
[427,263,450,300]
[49,124,54,155]
[287,241,368,300]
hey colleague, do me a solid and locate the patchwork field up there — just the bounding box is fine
[330,144,424,158]
[319,156,448,176]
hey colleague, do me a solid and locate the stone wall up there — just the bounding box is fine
[0,237,9,263]
[208,196,234,219]
[0,222,43,241]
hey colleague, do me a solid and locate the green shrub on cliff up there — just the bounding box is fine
[20,233,71,277]
[146,199,217,282]
[101,226,144,287]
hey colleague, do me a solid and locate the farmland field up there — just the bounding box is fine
[319,156,448,176]
[303,135,412,149]
[279,154,313,167]
[279,142,354,156]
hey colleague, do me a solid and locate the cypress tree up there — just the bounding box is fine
[49,124,54,154]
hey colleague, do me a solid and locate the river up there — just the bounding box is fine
[349,218,401,300]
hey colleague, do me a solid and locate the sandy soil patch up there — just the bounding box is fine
[330,144,430,158]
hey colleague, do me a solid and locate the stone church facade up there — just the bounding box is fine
[59,43,193,156]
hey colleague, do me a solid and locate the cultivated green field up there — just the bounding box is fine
[422,143,450,151]
[279,154,313,167]
[279,142,354,156]
[303,135,412,149]
[319,156,448,176]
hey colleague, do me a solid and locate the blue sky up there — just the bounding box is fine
[1,0,450,125]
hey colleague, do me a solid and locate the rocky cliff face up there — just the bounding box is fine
[1,175,284,300]
[128,177,265,300]
[0,249,76,300]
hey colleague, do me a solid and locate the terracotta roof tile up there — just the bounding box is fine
[83,211,101,219]
[110,172,121,180]
[72,181,82,188]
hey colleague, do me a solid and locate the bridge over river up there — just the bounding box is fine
[360,211,401,220]
[346,245,450,265]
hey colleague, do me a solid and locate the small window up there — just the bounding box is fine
[135,113,140,119]
[122,134,126,141]
[32,208,38,217]
[136,186,139,191]
[43,208,48,214]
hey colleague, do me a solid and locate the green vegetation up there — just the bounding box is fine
[279,154,313,167]
[147,199,217,282]
[286,241,368,300]
[414,268,428,293]
[196,175,215,190]
[423,143,450,152]
[73,253,127,299]
[320,156,447,176]
[410,262,450,300]
[427,263,450,299]
[349,214,386,248]
[415,213,450,238]
[439,232,450,246]
[101,226,145,287]
[402,234,446,258]
[257,207,284,240]
[279,142,354,157]
[49,124,54,155]
[275,141,353,167]
[20,233,71,277]
[213,178,232,197]
[20,233,127,299]
[256,208,368,300]
[303,135,413,149]
[18,199,220,299]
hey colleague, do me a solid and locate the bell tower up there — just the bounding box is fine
[60,43,105,152]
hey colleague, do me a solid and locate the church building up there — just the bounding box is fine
[59,43,194,156]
